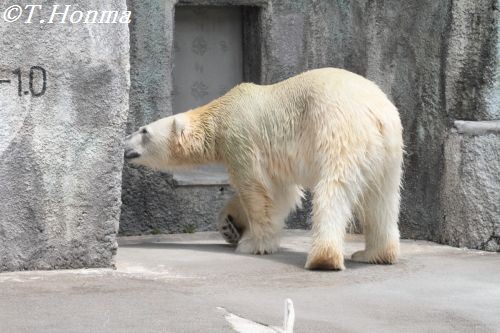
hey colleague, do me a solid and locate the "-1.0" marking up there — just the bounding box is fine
[0,66,47,97]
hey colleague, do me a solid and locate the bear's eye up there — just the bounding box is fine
[140,128,148,134]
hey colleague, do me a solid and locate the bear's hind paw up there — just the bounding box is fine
[351,249,398,264]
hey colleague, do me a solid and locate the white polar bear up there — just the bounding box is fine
[124,68,403,270]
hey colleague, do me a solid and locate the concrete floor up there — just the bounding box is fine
[0,230,499,333]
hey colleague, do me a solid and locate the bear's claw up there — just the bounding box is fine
[219,215,241,244]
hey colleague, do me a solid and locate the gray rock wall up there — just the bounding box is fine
[445,0,499,121]
[120,0,176,235]
[258,0,453,242]
[0,0,130,271]
[122,0,499,251]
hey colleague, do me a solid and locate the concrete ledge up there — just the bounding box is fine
[173,165,230,186]
[453,120,500,136]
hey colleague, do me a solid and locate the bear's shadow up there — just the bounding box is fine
[119,241,366,270]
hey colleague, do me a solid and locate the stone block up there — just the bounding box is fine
[441,121,500,251]
[0,0,130,271]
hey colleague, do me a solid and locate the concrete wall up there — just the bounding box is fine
[0,0,130,271]
[122,0,499,250]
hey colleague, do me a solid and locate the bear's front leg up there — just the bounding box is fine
[234,183,283,255]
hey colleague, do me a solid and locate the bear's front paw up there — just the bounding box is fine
[218,215,241,245]
[236,235,279,255]
[305,244,345,270]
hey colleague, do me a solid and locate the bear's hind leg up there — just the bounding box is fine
[352,156,402,264]
[352,192,400,264]
[306,181,355,271]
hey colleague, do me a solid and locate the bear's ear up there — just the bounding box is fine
[172,115,187,137]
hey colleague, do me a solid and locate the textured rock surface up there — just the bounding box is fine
[122,0,499,252]
[445,0,500,121]
[0,0,130,271]
[442,123,500,251]
[120,0,174,235]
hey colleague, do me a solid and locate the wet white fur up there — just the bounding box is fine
[124,68,404,270]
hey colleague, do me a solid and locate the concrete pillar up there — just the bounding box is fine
[0,0,130,271]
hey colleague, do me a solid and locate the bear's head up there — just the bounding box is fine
[123,114,188,170]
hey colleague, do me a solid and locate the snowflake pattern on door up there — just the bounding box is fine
[191,36,208,56]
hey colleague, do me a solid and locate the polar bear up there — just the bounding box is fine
[124,68,403,270]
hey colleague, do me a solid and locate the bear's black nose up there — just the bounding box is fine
[124,149,140,160]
